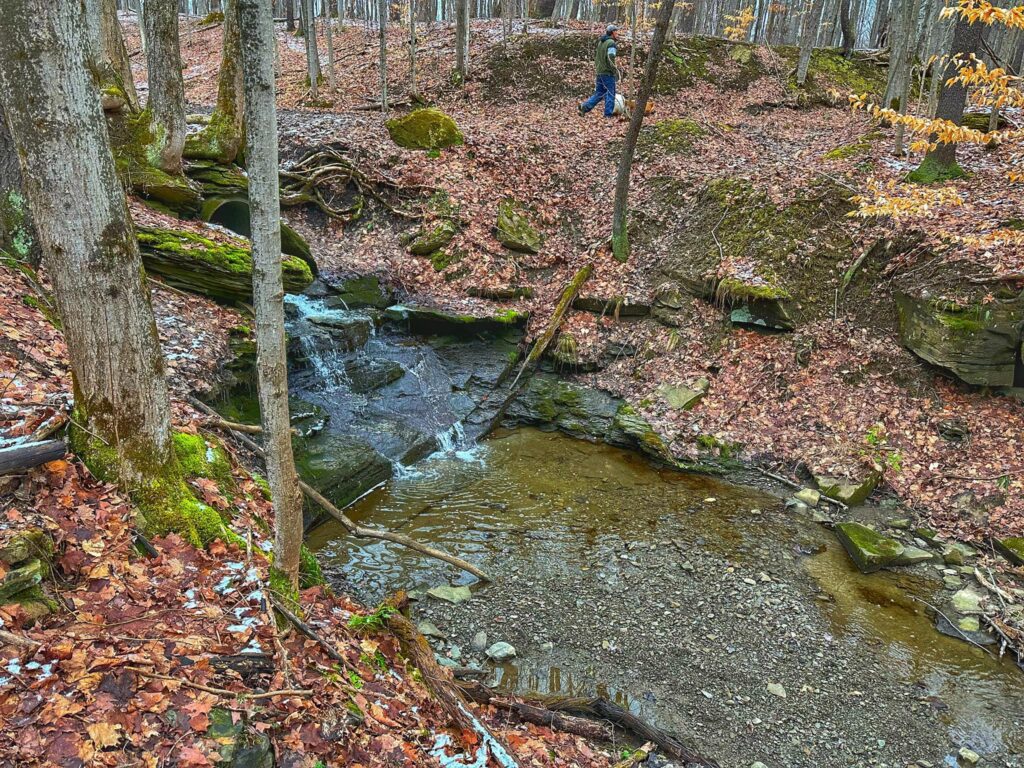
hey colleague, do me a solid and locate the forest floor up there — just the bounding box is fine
[2,12,1024,768]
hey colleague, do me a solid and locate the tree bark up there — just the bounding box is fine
[238,0,305,589]
[324,0,337,89]
[0,0,177,492]
[611,0,676,262]
[303,0,322,97]
[796,0,827,84]
[911,7,984,180]
[141,0,187,172]
[186,0,245,162]
[839,0,855,56]
[455,0,470,82]
[286,0,296,29]
[84,0,141,111]
[409,0,419,95]
[0,104,40,266]
[379,0,389,113]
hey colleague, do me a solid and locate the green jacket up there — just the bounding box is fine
[595,35,619,79]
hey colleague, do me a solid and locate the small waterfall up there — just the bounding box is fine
[432,421,483,463]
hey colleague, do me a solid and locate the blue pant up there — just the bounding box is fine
[582,74,616,117]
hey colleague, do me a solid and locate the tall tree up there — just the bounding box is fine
[287,0,296,30]
[238,0,305,589]
[141,0,187,172]
[325,0,337,89]
[908,8,984,182]
[85,0,140,111]
[0,0,185,507]
[410,0,419,95]
[839,0,856,56]
[303,0,322,98]
[186,0,245,162]
[455,0,470,82]
[611,0,676,262]
[796,0,827,84]
[379,0,389,112]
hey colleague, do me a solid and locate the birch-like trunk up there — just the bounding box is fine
[85,0,141,110]
[409,0,419,95]
[141,0,187,172]
[611,0,676,262]
[237,0,305,589]
[325,1,337,89]
[796,0,827,84]
[303,0,322,97]
[379,0,389,112]
[0,0,177,490]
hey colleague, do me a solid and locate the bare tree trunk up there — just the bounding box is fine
[378,0,389,112]
[237,0,305,590]
[85,0,141,110]
[141,0,187,172]
[796,0,827,84]
[869,0,890,46]
[0,105,40,266]
[910,7,984,181]
[611,0,676,262]
[303,0,321,97]
[839,0,855,56]
[891,0,921,153]
[324,0,337,88]
[0,0,179,496]
[409,0,419,94]
[287,0,296,29]
[455,0,470,81]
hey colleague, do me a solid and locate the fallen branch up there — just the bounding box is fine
[0,628,40,651]
[385,594,520,768]
[480,264,593,437]
[0,439,67,475]
[909,596,995,658]
[207,418,298,436]
[126,666,312,699]
[268,593,360,674]
[187,396,489,582]
[754,466,848,510]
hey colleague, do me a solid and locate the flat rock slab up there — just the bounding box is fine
[426,584,472,604]
[834,522,932,573]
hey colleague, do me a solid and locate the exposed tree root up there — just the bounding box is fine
[279,146,431,222]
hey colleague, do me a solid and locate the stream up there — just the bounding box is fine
[224,292,1024,767]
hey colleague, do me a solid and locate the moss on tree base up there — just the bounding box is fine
[906,154,967,184]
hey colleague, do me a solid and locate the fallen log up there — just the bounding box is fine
[481,264,593,436]
[0,439,67,475]
[187,397,489,582]
[453,675,718,767]
[457,680,613,742]
[385,593,520,768]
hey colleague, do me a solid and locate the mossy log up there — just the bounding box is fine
[137,225,314,303]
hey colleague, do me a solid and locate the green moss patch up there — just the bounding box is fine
[906,154,967,184]
[495,200,542,254]
[638,118,705,156]
[408,219,458,255]
[386,108,464,150]
[173,432,235,492]
[137,225,313,302]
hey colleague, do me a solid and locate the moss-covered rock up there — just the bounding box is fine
[207,708,273,768]
[386,108,464,150]
[638,118,705,156]
[834,522,905,573]
[895,291,1023,387]
[408,219,458,255]
[384,304,528,334]
[651,176,853,328]
[137,225,314,303]
[0,558,45,602]
[495,200,542,253]
[199,195,316,273]
[814,471,881,505]
[324,274,391,310]
[658,379,709,410]
[0,528,53,567]
[185,160,249,197]
[995,537,1024,566]
[184,113,244,165]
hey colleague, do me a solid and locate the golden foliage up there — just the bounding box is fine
[848,178,964,221]
[723,6,755,40]
[940,0,1024,28]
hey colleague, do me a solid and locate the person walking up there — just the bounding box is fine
[579,25,621,118]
